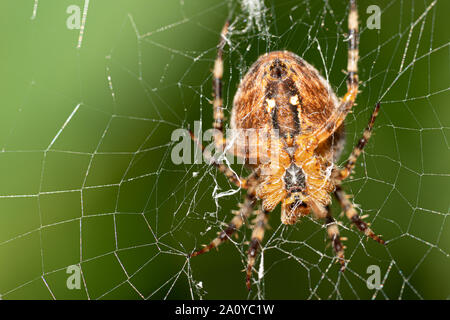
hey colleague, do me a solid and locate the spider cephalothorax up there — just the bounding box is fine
[190,0,385,290]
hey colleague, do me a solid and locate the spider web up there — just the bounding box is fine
[0,0,448,300]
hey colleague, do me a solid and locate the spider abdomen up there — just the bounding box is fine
[231,51,339,138]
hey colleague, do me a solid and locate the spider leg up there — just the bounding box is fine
[336,102,380,181]
[346,0,359,100]
[334,185,385,244]
[246,209,268,290]
[190,174,259,257]
[212,21,229,151]
[188,22,243,188]
[190,193,255,257]
[189,130,248,188]
[309,0,359,144]
[325,206,346,271]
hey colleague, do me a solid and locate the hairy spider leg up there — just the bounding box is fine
[189,130,248,188]
[190,175,259,257]
[188,22,245,188]
[336,102,381,180]
[325,206,346,271]
[212,21,229,151]
[334,185,385,244]
[246,209,268,290]
[308,0,359,145]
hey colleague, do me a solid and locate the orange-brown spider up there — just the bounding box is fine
[190,0,384,290]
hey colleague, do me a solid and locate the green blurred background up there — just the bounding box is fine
[0,0,448,299]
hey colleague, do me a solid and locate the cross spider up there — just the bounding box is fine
[190,0,384,290]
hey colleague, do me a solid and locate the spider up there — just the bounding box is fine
[190,0,384,290]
